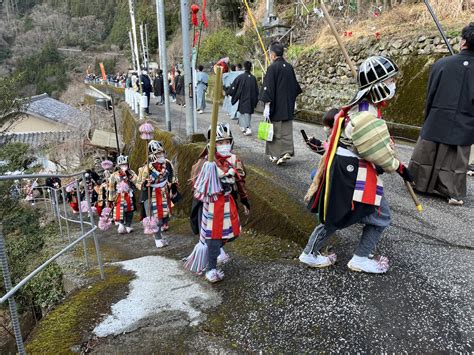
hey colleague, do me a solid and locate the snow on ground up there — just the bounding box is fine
[93,255,221,337]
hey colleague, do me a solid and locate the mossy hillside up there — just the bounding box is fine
[25,266,134,353]
[121,107,315,245]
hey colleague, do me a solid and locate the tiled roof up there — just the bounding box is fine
[0,131,78,147]
[24,93,90,129]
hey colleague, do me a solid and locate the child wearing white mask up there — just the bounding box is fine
[188,123,250,283]
[108,155,138,234]
[137,140,179,248]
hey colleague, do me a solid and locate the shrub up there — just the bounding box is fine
[198,28,255,65]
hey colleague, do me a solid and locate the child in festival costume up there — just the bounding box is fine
[301,56,413,274]
[65,183,79,213]
[187,123,250,283]
[108,155,138,234]
[137,140,178,248]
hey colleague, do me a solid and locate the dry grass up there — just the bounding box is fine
[309,2,471,50]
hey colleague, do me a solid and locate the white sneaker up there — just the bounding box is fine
[347,255,389,273]
[217,249,231,265]
[243,128,252,136]
[240,127,246,133]
[117,223,126,234]
[282,153,292,161]
[276,156,287,165]
[448,198,464,206]
[126,226,134,233]
[269,156,278,163]
[299,252,335,268]
[155,239,168,248]
[198,110,204,114]
[205,269,224,283]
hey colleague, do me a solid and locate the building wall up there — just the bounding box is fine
[3,114,63,133]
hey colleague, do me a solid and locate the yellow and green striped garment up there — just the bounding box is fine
[350,111,400,173]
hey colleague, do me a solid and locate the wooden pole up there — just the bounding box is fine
[243,0,271,69]
[208,66,223,163]
[320,0,357,78]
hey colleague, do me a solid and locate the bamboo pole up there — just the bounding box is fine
[320,1,357,78]
[243,0,271,69]
[208,66,223,162]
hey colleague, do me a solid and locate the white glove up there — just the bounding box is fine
[263,103,270,120]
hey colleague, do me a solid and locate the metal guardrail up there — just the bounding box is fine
[0,171,105,355]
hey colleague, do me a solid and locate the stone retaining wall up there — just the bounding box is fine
[294,33,460,139]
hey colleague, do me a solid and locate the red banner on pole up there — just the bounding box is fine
[99,63,107,81]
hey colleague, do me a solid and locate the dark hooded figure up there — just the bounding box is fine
[409,22,474,206]
[260,41,302,165]
[153,69,164,105]
[231,61,259,135]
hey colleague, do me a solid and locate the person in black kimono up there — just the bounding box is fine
[260,41,302,165]
[140,70,153,114]
[175,70,185,106]
[409,22,474,206]
[231,61,259,136]
[153,69,164,105]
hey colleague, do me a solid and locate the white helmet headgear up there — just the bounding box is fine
[148,140,164,155]
[207,123,233,144]
[117,155,128,165]
[347,56,399,105]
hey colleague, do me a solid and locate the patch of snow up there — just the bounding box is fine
[93,255,221,337]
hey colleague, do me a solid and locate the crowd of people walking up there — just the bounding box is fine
[73,22,473,283]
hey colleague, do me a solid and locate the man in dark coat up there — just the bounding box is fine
[140,70,153,114]
[175,70,185,106]
[260,41,302,165]
[153,69,164,105]
[231,61,259,136]
[409,22,474,205]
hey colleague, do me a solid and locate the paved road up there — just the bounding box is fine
[125,98,473,352]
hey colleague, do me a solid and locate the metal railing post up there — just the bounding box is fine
[81,173,105,280]
[61,187,71,243]
[53,189,64,241]
[41,187,48,210]
[47,188,54,215]
[0,225,26,355]
[75,179,89,267]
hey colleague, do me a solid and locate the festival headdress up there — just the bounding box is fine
[347,56,399,106]
[207,123,233,144]
[117,155,128,165]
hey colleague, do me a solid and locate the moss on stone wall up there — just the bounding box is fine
[384,55,439,127]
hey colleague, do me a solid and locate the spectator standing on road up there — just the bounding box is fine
[230,61,259,136]
[195,65,209,113]
[175,70,185,106]
[409,22,474,206]
[222,64,242,119]
[260,42,302,166]
[153,70,165,105]
[140,70,153,114]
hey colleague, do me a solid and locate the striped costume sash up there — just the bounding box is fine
[200,194,240,240]
[353,160,383,206]
[115,192,133,221]
[150,187,171,220]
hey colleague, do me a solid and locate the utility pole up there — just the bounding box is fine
[156,0,172,131]
[180,0,195,136]
[145,23,150,64]
[128,31,136,70]
[140,23,148,69]
[128,0,145,120]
